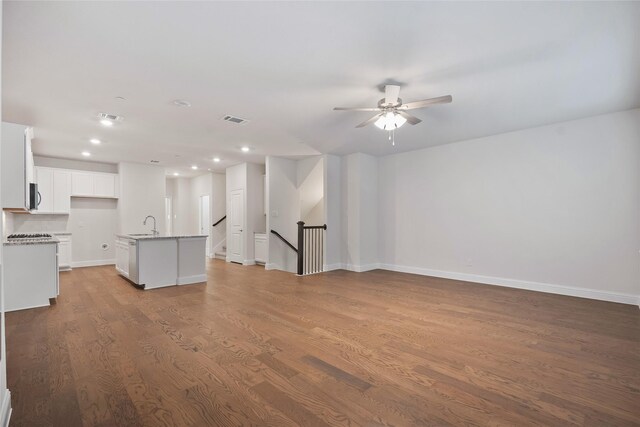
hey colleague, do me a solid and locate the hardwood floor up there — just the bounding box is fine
[5,260,640,426]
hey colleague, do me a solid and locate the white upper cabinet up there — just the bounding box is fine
[53,170,71,212]
[35,167,71,214]
[71,172,94,196]
[36,167,54,213]
[1,122,35,211]
[93,173,116,198]
[71,171,118,198]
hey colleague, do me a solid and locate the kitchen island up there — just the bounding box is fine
[115,234,207,290]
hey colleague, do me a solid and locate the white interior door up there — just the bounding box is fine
[228,189,244,263]
[199,195,211,257]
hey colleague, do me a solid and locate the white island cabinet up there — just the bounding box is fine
[115,234,207,290]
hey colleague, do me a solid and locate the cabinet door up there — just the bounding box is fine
[58,241,71,268]
[255,237,267,263]
[53,170,71,213]
[36,167,54,213]
[122,244,129,275]
[115,243,123,271]
[93,174,116,198]
[71,172,94,196]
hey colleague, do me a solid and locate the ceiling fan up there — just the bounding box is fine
[334,84,452,130]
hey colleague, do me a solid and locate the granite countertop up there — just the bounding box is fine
[116,234,208,241]
[3,237,60,246]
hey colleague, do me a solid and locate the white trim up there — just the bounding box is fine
[243,259,256,266]
[343,263,380,273]
[71,259,115,268]
[177,274,207,285]
[323,263,343,272]
[0,390,11,427]
[265,263,280,270]
[379,263,640,306]
[6,302,50,312]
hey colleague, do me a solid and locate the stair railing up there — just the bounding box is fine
[297,221,327,276]
[212,215,226,227]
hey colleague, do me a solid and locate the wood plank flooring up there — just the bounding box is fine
[5,260,640,426]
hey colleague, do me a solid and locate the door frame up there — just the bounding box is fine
[199,194,211,258]
[228,189,244,264]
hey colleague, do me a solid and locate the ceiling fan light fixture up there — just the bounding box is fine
[374,111,406,130]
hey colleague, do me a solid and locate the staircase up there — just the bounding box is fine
[214,245,226,260]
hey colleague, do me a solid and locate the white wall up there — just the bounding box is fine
[323,155,342,270]
[190,174,212,235]
[34,155,117,173]
[0,4,11,422]
[8,198,117,267]
[378,108,640,304]
[117,162,166,234]
[170,177,192,235]
[266,157,299,272]
[341,153,378,271]
[297,157,324,224]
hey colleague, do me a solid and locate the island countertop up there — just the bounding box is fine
[116,234,208,241]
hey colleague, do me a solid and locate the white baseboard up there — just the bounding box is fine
[343,263,380,273]
[177,274,207,285]
[71,259,115,268]
[323,263,344,272]
[265,263,279,270]
[243,259,256,266]
[0,390,11,427]
[378,263,640,306]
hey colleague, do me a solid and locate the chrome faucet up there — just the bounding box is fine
[143,215,159,236]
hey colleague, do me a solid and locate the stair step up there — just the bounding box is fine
[214,251,226,260]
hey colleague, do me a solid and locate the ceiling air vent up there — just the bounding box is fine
[98,112,124,122]
[150,160,160,164]
[222,115,249,125]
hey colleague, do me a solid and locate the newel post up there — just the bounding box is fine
[297,221,305,275]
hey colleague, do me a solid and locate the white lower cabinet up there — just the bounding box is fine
[4,242,59,312]
[255,233,267,264]
[115,237,130,277]
[56,235,72,270]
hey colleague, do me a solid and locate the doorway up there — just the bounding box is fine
[228,189,244,263]
[199,195,211,257]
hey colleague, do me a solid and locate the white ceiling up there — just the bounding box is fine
[3,1,639,176]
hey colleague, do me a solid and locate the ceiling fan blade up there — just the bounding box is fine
[333,107,381,112]
[355,113,383,128]
[396,110,422,125]
[400,95,452,110]
[384,84,401,106]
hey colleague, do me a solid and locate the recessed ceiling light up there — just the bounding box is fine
[241,146,250,152]
[100,119,113,127]
[173,172,179,176]
[213,157,221,162]
[81,151,91,157]
[191,165,198,170]
[172,99,191,107]
[90,138,101,145]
